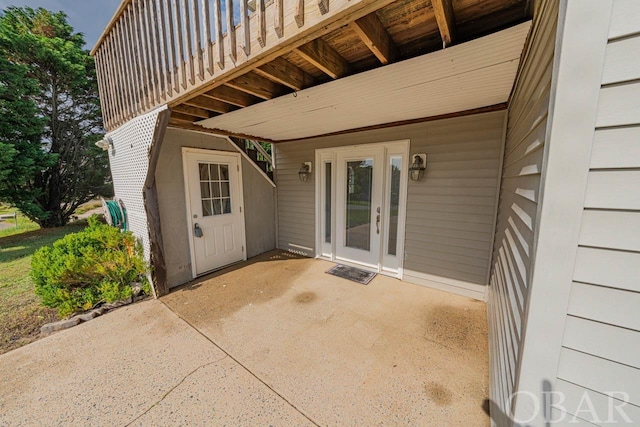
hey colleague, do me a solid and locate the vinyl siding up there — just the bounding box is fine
[274,111,505,292]
[486,0,558,418]
[554,1,640,422]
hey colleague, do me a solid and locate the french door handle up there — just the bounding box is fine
[376,214,380,234]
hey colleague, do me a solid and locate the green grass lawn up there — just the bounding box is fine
[74,199,102,215]
[0,206,40,238]
[0,222,86,354]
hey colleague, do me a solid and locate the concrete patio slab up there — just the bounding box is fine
[0,299,313,426]
[163,250,490,425]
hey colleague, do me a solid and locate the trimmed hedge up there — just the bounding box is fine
[31,216,150,317]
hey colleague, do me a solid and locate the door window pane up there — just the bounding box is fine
[202,199,213,217]
[222,198,231,214]
[387,156,401,256]
[210,164,220,180]
[199,163,210,180]
[219,164,229,180]
[345,160,373,251]
[221,181,230,197]
[325,162,331,243]
[199,162,232,217]
[212,181,222,197]
[213,199,223,215]
[200,182,211,198]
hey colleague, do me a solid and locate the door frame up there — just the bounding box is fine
[182,147,247,279]
[314,140,410,279]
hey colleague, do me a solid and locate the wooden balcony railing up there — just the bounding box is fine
[91,0,394,131]
[93,0,532,133]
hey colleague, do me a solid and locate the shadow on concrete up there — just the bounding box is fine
[163,249,314,321]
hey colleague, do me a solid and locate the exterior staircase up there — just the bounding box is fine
[229,137,275,183]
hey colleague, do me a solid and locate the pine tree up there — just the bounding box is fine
[0,7,112,227]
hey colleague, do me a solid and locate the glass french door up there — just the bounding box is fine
[335,147,385,267]
[318,141,408,276]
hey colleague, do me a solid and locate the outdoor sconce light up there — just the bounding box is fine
[298,161,312,182]
[95,136,114,152]
[409,154,427,181]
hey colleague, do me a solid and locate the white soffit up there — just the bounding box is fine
[198,21,532,141]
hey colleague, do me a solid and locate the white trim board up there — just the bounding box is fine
[198,22,531,141]
[403,270,487,301]
[167,125,276,188]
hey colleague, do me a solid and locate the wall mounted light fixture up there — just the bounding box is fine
[409,154,427,181]
[298,161,312,182]
[95,136,114,152]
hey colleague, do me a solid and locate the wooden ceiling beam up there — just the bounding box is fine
[170,112,199,124]
[204,85,258,108]
[255,57,314,91]
[183,95,236,114]
[349,13,398,65]
[432,0,457,47]
[172,104,212,119]
[226,71,286,100]
[294,38,350,79]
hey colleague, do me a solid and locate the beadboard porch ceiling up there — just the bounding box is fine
[197,21,531,141]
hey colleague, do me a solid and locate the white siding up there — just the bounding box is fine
[274,111,505,291]
[486,0,558,418]
[553,1,640,423]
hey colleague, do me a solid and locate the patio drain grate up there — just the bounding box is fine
[326,264,377,285]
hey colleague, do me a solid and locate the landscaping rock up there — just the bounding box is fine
[131,282,143,297]
[102,297,132,310]
[40,298,135,336]
[75,308,104,322]
[40,317,81,335]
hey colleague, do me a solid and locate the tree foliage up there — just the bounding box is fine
[0,7,112,227]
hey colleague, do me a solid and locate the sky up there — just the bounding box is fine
[0,0,122,49]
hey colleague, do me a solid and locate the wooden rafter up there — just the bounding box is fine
[254,57,314,91]
[432,0,457,47]
[171,111,198,123]
[183,95,235,113]
[203,85,258,108]
[172,104,211,119]
[294,38,350,79]
[226,71,286,100]
[349,13,398,64]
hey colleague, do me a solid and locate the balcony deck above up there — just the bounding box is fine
[93,0,532,134]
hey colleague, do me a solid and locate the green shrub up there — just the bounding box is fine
[30,216,150,317]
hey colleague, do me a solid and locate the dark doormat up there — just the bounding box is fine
[326,264,377,285]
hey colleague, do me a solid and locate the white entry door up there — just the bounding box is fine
[318,141,409,276]
[335,146,385,268]
[183,148,246,276]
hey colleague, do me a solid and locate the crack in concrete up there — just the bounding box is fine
[124,354,228,426]
[161,301,321,427]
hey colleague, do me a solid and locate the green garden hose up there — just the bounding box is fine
[105,199,127,231]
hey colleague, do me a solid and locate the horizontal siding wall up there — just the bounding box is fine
[486,0,558,420]
[556,1,640,423]
[274,110,505,293]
